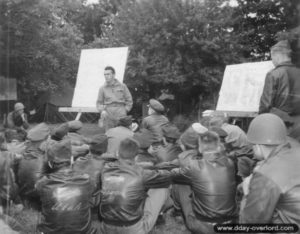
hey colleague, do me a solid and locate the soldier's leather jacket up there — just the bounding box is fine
[99,159,172,223]
[240,143,300,227]
[259,61,300,115]
[172,151,238,221]
[141,114,169,143]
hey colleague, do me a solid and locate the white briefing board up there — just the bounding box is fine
[216,61,274,113]
[71,47,129,108]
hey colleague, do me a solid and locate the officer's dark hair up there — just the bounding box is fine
[119,137,140,160]
[104,66,115,74]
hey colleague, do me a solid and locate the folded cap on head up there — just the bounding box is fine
[27,123,50,142]
[209,116,225,128]
[46,139,72,163]
[149,99,164,113]
[191,123,208,135]
[68,120,83,132]
[51,123,69,141]
[90,134,108,155]
[162,124,181,139]
[118,116,132,127]
[179,126,199,149]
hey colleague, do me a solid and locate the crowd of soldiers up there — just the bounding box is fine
[0,39,300,234]
[1,98,300,234]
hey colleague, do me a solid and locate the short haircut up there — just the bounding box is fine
[118,137,140,160]
[104,66,115,74]
[199,131,220,153]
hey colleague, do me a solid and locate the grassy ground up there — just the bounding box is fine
[4,123,191,234]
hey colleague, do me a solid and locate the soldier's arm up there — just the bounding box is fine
[143,169,172,189]
[96,87,105,112]
[6,113,15,128]
[259,73,275,114]
[22,114,29,129]
[155,160,179,170]
[171,164,193,185]
[123,84,133,112]
[239,172,281,223]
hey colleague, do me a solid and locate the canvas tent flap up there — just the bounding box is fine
[31,85,98,123]
[0,77,17,100]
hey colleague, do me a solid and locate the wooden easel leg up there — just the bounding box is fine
[75,112,82,120]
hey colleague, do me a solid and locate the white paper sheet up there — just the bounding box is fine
[71,47,129,108]
[216,61,274,112]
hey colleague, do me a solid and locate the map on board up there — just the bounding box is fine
[216,61,274,113]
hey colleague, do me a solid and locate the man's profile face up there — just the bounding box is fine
[104,69,115,84]
[271,51,279,66]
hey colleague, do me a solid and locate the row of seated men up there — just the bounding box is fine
[1,100,300,234]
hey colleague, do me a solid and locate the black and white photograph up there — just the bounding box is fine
[0,0,300,233]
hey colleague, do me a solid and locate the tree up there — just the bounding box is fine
[0,0,84,100]
[101,0,242,114]
[232,0,300,60]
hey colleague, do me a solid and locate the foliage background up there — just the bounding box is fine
[0,0,300,119]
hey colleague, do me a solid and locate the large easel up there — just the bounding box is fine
[58,107,98,120]
[211,61,274,130]
[58,47,129,120]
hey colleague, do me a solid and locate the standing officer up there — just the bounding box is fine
[96,66,133,132]
[259,40,300,120]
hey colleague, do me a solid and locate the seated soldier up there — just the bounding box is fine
[99,137,172,234]
[49,123,89,158]
[209,114,253,159]
[74,134,115,195]
[156,124,182,163]
[141,99,169,155]
[36,139,95,234]
[106,115,134,157]
[67,120,91,145]
[240,114,300,226]
[177,123,208,164]
[133,129,157,167]
[172,131,237,234]
[18,123,50,209]
[5,102,29,130]
[0,133,19,209]
[154,123,208,170]
[50,123,69,142]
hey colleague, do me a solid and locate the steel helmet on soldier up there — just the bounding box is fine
[14,102,25,111]
[247,113,287,145]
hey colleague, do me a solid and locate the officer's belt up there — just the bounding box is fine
[106,103,125,107]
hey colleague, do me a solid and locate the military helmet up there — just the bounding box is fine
[247,113,287,145]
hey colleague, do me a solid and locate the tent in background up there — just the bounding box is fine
[30,85,99,123]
